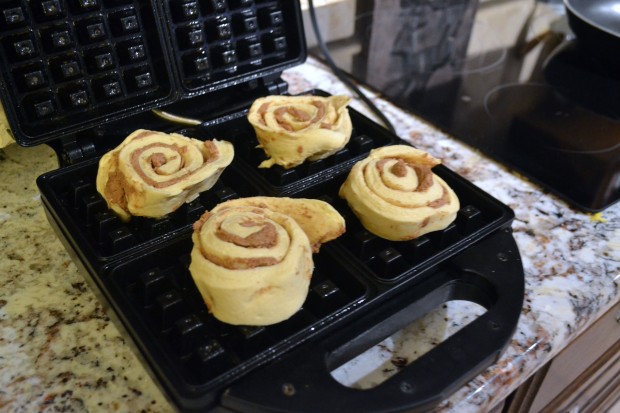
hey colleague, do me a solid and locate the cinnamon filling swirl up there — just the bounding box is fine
[96,129,234,221]
[216,220,278,249]
[339,145,460,241]
[129,141,220,189]
[199,250,280,270]
[247,95,352,169]
[188,196,345,325]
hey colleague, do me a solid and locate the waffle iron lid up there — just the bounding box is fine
[0,0,306,146]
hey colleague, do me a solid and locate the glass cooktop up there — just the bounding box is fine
[309,0,620,212]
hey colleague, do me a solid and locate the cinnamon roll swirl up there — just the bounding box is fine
[247,95,352,169]
[96,129,234,221]
[339,145,459,241]
[189,196,345,326]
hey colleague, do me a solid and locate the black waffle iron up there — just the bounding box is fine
[0,1,524,411]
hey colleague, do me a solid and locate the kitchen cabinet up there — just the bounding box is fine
[504,303,620,413]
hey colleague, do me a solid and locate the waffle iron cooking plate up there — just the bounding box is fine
[0,1,524,411]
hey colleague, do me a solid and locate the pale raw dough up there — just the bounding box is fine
[247,95,352,169]
[96,129,234,221]
[189,196,345,326]
[339,145,459,241]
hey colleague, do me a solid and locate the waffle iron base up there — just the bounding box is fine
[37,90,524,413]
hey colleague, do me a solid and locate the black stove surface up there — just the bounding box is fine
[314,0,620,212]
[443,39,620,212]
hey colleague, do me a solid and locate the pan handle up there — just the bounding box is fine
[221,228,524,413]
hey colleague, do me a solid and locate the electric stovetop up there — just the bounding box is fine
[330,0,619,212]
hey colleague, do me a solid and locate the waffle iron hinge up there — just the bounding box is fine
[258,72,289,96]
[44,72,288,168]
[51,134,98,167]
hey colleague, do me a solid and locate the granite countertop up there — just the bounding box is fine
[1,57,619,413]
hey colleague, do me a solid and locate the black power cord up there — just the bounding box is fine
[307,0,397,135]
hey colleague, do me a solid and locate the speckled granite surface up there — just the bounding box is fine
[1,57,619,412]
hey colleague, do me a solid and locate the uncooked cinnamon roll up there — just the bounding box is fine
[247,95,352,169]
[96,129,234,221]
[189,196,345,326]
[339,145,459,241]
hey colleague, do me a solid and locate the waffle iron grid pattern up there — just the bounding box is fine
[161,0,299,91]
[107,236,369,390]
[0,0,304,144]
[0,0,172,140]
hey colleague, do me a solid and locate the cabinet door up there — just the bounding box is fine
[506,303,620,413]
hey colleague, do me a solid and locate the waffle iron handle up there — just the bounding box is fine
[222,228,524,413]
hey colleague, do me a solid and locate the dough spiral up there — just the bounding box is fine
[247,95,352,169]
[339,145,459,241]
[96,129,234,221]
[189,196,345,326]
